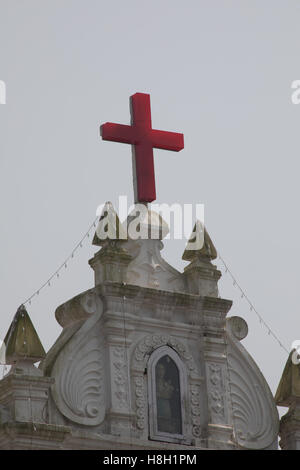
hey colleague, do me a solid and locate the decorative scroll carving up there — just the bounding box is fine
[207,363,225,423]
[134,334,196,372]
[190,384,201,437]
[51,297,105,426]
[113,346,129,409]
[135,376,146,430]
[55,289,99,328]
[61,338,103,420]
[226,318,279,449]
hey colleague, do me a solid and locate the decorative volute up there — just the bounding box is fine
[275,350,300,450]
[1,305,46,375]
[226,317,279,449]
[89,202,132,285]
[182,221,221,296]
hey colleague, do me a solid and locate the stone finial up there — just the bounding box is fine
[182,221,220,297]
[182,220,217,262]
[1,305,46,376]
[90,202,132,285]
[125,204,169,241]
[0,306,54,425]
[3,305,46,365]
[275,350,300,407]
[275,350,300,450]
[123,205,183,291]
[93,201,127,246]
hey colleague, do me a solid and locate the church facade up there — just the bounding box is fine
[0,203,296,450]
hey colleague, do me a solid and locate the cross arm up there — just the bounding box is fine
[151,129,184,152]
[100,122,135,144]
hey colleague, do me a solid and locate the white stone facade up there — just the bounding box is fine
[0,209,280,449]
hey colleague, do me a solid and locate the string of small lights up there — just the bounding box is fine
[18,214,290,356]
[218,253,289,355]
[22,216,99,307]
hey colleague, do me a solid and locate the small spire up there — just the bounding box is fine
[93,201,127,246]
[182,221,217,262]
[182,221,220,296]
[2,305,46,365]
[275,349,300,407]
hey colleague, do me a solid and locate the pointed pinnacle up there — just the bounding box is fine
[182,221,217,262]
[275,349,300,407]
[93,201,127,246]
[3,305,46,365]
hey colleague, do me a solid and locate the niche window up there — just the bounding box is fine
[148,346,188,443]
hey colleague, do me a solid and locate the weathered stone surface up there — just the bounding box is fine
[0,422,71,450]
[182,223,221,297]
[0,207,281,450]
[125,205,169,241]
[226,317,279,449]
[3,305,46,365]
[275,350,300,449]
[0,373,54,423]
[275,350,300,406]
[93,201,127,246]
[89,241,132,285]
[278,405,300,450]
[182,221,217,262]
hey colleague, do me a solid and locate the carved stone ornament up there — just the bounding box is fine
[133,334,196,371]
[125,238,184,292]
[190,383,202,437]
[207,363,225,423]
[227,316,248,341]
[132,334,201,438]
[112,346,129,410]
[134,376,146,431]
[50,294,105,426]
[123,207,184,293]
[226,317,279,449]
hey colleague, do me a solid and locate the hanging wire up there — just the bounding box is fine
[22,216,98,306]
[218,253,289,355]
[19,214,289,356]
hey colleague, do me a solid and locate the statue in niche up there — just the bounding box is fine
[155,355,182,434]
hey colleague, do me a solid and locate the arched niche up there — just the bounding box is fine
[147,345,188,443]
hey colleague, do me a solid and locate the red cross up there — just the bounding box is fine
[100,93,184,203]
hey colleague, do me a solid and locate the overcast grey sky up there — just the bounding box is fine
[0,1,299,410]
